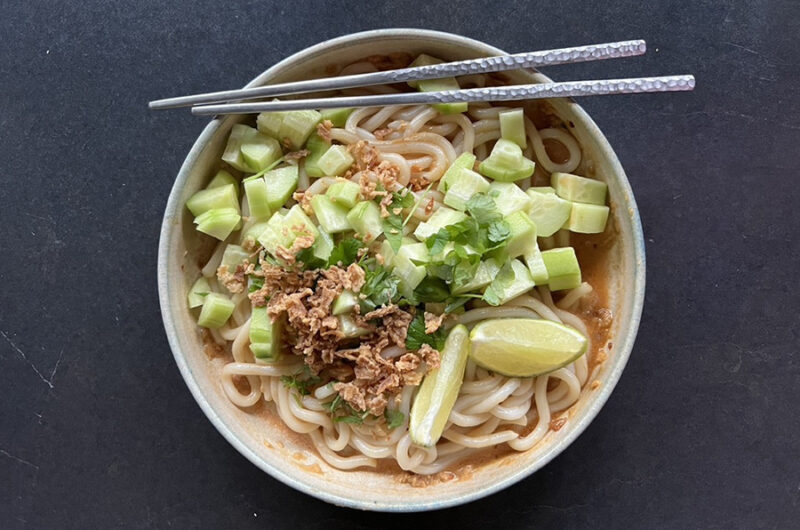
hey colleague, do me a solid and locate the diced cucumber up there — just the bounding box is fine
[317,145,354,176]
[312,229,334,262]
[197,292,235,328]
[568,203,609,234]
[451,258,501,295]
[338,314,371,338]
[263,166,299,210]
[186,183,239,217]
[530,186,556,195]
[406,54,467,114]
[221,124,256,172]
[279,110,322,150]
[194,208,241,241]
[325,179,361,208]
[438,152,477,192]
[250,306,281,361]
[221,244,250,270]
[413,207,467,241]
[187,277,211,308]
[443,166,491,211]
[523,243,549,285]
[541,247,581,291]
[243,177,272,219]
[393,256,427,299]
[240,132,282,172]
[488,181,532,216]
[242,220,270,247]
[552,172,608,205]
[346,201,383,242]
[395,242,430,265]
[479,139,536,182]
[303,133,329,178]
[486,259,535,305]
[331,290,358,316]
[257,206,318,257]
[504,210,538,258]
[207,170,239,195]
[319,107,353,128]
[282,204,319,238]
[499,109,526,148]
[256,109,285,139]
[311,195,351,234]
[526,188,572,237]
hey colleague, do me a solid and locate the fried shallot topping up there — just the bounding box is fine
[316,119,334,142]
[216,264,246,294]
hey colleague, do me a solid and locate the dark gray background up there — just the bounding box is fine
[1,0,797,528]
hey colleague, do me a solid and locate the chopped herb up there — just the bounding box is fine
[248,276,265,293]
[280,366,322,396]
[487,220,511,245]
[324,393,344,414]
[406,312,447,351]
[384,409,405,429]
[402,181,436,227]
[444,296,471,313]
[361,263,401,306]
[326,237,365,267]
[465,193,501,225]
[413,276,450,303]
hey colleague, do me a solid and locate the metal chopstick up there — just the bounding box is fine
[149,40,646,110]
[190,75,696,116]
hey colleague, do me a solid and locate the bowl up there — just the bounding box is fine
[157,28,645,511]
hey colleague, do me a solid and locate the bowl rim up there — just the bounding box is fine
[157,27,645,512]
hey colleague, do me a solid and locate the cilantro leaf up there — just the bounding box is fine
[361,263,401,306]
[327,238,364,267]
[384,409,405,429]
[247,276,264,293]
[413,277,450,303]
[426,228,451,256]
[405,312,447,351]
[466,193,501,225]
[280,367,322,396]
[487,220,511,245]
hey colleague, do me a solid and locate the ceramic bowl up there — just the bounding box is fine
[157,28,645,511]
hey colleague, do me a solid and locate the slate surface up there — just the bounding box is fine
[1,1,797,528]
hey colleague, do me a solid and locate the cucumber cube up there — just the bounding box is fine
[488,181,533,216]
[479,139,536,182]
[451,258,501,295]
[187,277,211,308]
[318,145,354,176]
[319,107,353,128]
[263,166,299,210]
[194,208,241,241]
[221,244,250,270]
[438,152,477,192]
[504,210,537,258]
[207,170,239,195]
[568,203,609,234]
[186,183,239,217]
[395,242,430,265]
[241,136,282,173]
[311,194,351,233]
[325,179,361,208]
[243,177,272,219]
[443,167,491,210]
[552,172,608,205]
[499,109,526,148]
[392,254,427,299]
[530,186,556,195]
[256,110,285,139]
[407,54,468,114]
[257,206,319,257]
[523,244,549,285]
[332,290,358,316]
[486,259,535,305]
[346,201,383,242]
[221,124,256,172]
[279,110,322,150]
[282,204,319,238]
[541,247,581,291]
[312,229,334,262]
[526,188,572,237]
[338,314,372,338]
[242,220,270,247]
[250,306,281,361]
[413,207,467,241]
[303,133,329,178]
[198,292,235,328]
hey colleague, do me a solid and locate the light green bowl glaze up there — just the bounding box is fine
[158,29,645,512]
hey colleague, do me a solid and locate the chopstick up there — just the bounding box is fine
[149,40,646,110]
[190,75,696,115]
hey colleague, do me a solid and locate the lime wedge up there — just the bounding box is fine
[469,319,588,377]
[409,325,470,447]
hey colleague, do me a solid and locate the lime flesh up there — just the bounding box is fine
[469,319,588,377]
[409,325,470,448]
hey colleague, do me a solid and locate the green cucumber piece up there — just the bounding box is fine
[312,229,334,262]
[438,152,477,192]
[242,220,270,247]
[346,201,383,242]
[240,132,282,172]
[499,109,526,148]
[221,124,256,172]
[451,258,501,295]
[407,54,467,114]
[332,290,358,316]
[317,145,354,176]
[186,183,239,217]
[413,207,468,241]
[264,166,299,210]
[488,181,532,216]
[526,189,572,237]
[250,306,281,361]
[198,292,235,328]
[541,247,581,291]
[325,179,361,208]
[395,242,430,265]
[486,259,535,305]
[530,186,556,195]
[568,203,609,234]
[207,170,239,195]
[243,177,272,219]
[303,133,329,178]
[479,139,536,182]
[338,314,371,338]
[187,277,211,308]
[504,210,537,258]
[443,167,491,211]
[194,208,241,241]
[311,194,351,233]
[319,108,353,128]
[279,110,322,150]
[221,244,250,270]
[256,108,285,138]
[552,172,608,205]
[393,257,427,299]
[523,243,549,285]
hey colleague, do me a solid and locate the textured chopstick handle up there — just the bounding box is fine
[191,75,696,115]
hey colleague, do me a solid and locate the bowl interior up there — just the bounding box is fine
[158,29,644,511]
